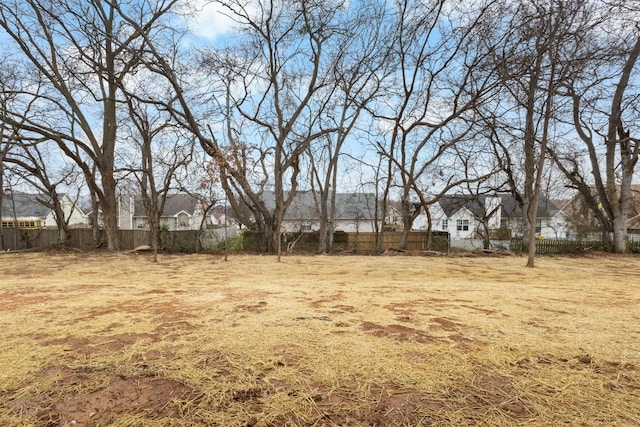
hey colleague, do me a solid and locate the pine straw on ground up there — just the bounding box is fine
[0,252,638,426]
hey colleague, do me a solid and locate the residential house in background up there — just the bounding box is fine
[262,191,381,233]
[562,185,640,241]
[1,191,85,229]
[117,193,212,231]
[499,195,570,239]
[413,193,570,240]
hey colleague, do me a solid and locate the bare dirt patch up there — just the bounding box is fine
[1,253,639,426]
[361,321,440,344]
[13,373,195,426]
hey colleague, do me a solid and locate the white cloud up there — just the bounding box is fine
[185,1,237,42]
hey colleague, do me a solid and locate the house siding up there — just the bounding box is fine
[117,194,207,231]
[2,193,84,229]
[411,193,570,240]
[448,208,476,240]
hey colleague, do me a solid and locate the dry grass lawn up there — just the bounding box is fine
[0,251,639,426]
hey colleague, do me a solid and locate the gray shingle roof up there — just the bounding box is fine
[499,195,560,219]
[438,195,487,218]
[1,193,52,218]
[438,193,561,220]
[262,191,378,220]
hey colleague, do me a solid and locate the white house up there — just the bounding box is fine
[499,195,570,239]
[1,192,85,229]
[413,193,570,240]
[413,195,486,239]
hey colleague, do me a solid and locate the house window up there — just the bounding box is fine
[442,219,448,230]
[456,219,469,231]
[1,220,42,229]
[500,218,507,228]
[536,218,542,234]
[301,222,312,232]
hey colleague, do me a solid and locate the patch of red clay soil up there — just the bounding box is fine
[28,328,199,426]
[45,332,157,354]
[430,317,460,330]
[8,363,197,427]
[361,321,439,343]
[45,375,194,426]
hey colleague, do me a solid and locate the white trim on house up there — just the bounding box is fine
[412,193,571,240]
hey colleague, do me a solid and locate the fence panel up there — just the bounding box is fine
[67,229,100,250]
[510,239,613,254]
[1,228,57,250]
[345,232,449,252]
[118,229,150,249]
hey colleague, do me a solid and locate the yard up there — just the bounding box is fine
[0,252,638,426]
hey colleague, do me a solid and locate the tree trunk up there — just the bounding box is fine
[100,176,119,251]
[57,228,68,245]
[272,228,281,260]
[605,37,640,253]
[481,219,491,250]
[89,188,101,247]
[612,210,628,253]
[0,166,4,251]
[399,227,409,250]
[525,205,538,268]
[317,218,327,254]
[48,192,69,246]
[316,188,328,254]
[149,212,161,262]
[328,187,336,252]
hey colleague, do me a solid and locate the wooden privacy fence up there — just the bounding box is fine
[241,231,449,253]
[345,232,450,252]
[2,227,638,254]
[0,228,232,252]
[0,229,155,251]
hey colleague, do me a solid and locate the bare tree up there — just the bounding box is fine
[304,1,390,253]
[483,0,595,266]
[176,154,222,253]
[2,140,80,245]
[0,0,178,250]
[550,23,640,253]
[0,61,18,250]
[121,0,357,254]
[369,0,500,250]
[210,0,356,254]
[1,62,82,245]
[119,86,195,260]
